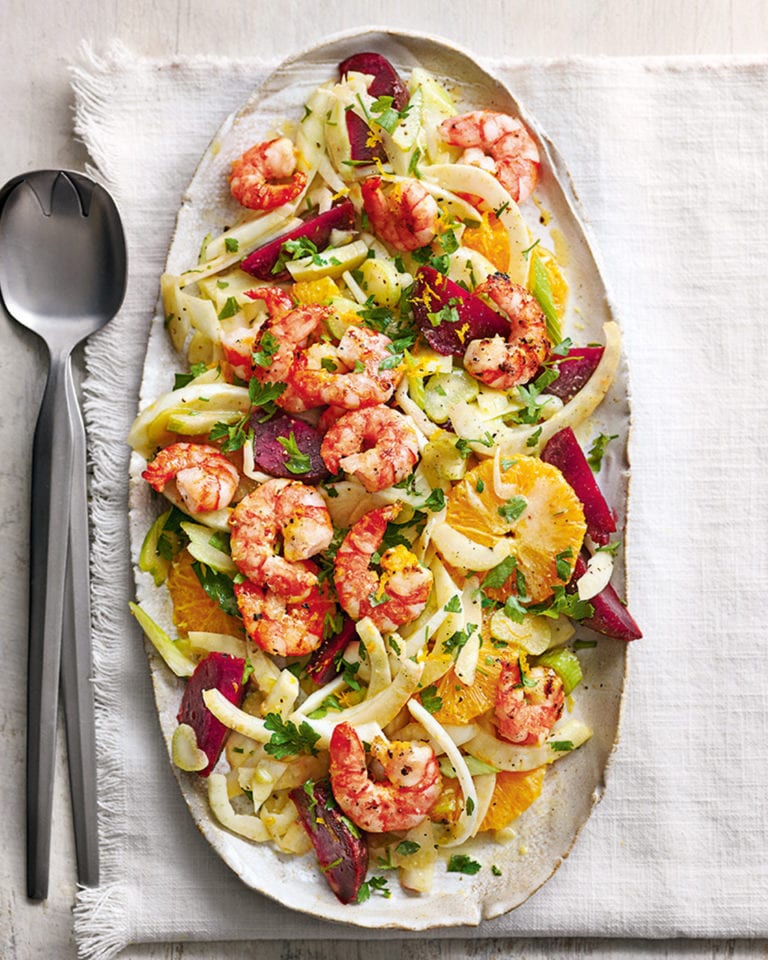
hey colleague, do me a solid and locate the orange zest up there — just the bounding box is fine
[166,548,245,637]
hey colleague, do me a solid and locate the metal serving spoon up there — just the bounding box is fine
[0,170,126,900]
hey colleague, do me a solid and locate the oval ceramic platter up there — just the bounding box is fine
[128,28,637,929]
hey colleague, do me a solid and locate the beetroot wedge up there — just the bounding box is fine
[571,552,642,641]
[177,652,247,776]
[410,265,509,356]
[291,778,368,904]
[541,426,616,546]
[339,52,408,110]
[546,346,604,402]
[339,53,408,163]
[240,200,356,280]
[345,110,387,164]
[305,616,357,686]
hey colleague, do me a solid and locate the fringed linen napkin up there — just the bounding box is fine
[71,40,768,959]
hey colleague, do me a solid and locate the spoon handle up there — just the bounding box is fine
[60,365,99,887]
[26,346,76,901]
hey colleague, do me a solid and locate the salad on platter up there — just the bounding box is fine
[128,44,641,915]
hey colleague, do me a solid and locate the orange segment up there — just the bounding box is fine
[166,549,244,636]
[444,456,586,603]
[431,626,519,726]
[429,777,463,826]
[479,768,546,831]
[291,277,340,305]
[529,246,568,320]
[462,212,511,273]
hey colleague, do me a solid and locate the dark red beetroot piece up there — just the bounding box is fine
[345,110,387,164]
[290,778,368,904]
[570,552,642,641]
[541,426,617,546]
[177,652,247,777]
[410,265,509,356]
[339,52,408,163]
[546,347,604,402]
[240,200,356,280]
[250,413,331,482]
[339,52,409,109]
[305,617,357,686]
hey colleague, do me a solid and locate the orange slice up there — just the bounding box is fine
[431,625,519,726]
[462,212,511,273]
[479,768,546,831]
[291,277,340,305]
[529,246,568,320]
[444,456,586,603]
[166,548,244,637]
[429,777,463,826]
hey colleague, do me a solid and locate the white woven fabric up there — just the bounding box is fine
[70,42,768,958]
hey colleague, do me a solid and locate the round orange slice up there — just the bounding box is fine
[166,548,245,637]
[479,768,546,832]
[443,456,586,604]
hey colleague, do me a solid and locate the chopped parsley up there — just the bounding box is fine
[208,418,249,453]
[555,547,574,582]
[173,361,208,390]
[443,623,478,659]
[263,713,321,759]
[497,496,528,523]
[191,561,239,617]
[276,431,311,474]
[444,595,462,613]
[422,487,446,512]
[482,556,518,591]
[224,237,240,253]
[395,840,421,857]
[252,330,280,369]
[217,295,240,321]
[369,94,412,134]
[446,854,482,875]
[587,432,618,472]
[426,301,460,328]
[356,875,391,902]
[419,684,443,714]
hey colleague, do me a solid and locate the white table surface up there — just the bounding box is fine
[2,1,766,958]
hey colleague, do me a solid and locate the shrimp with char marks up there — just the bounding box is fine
[221,287,295,383]
[463,272,550,390]
[234,562,334,657]
[495,659,564,746]
[439,111,540,204]
[329,721,442,833]
[320,405,420,493]
[142,442,240,514]
[230,137,307,211]
[252,301,332,413]
[290,324,403,411]
[361,176,439,252]
[229,478,333,602]
[334,503,433,633]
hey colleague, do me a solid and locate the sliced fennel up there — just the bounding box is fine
[128,601,195,678]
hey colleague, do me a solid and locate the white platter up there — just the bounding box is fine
[128,28,631,930]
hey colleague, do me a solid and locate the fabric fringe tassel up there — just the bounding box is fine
[70,40,144,960]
